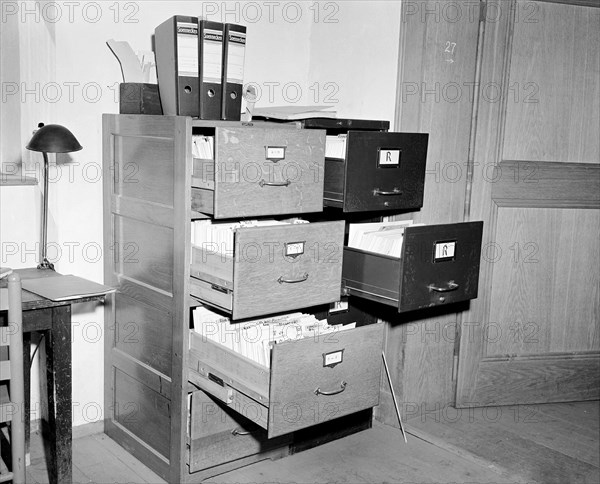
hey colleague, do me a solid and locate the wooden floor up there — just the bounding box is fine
[15,401,600,484]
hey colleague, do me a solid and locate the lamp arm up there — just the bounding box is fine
[39,152,53,270]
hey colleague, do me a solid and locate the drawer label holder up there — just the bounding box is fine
[377,148,401,167]
[434,239,457,262]
[322,349,344,368]
[265,145,286,162]
[285,241,305,258]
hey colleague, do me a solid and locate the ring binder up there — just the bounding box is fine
[198,20,224,119]
[221,23,246,121]
[155,15,200,116]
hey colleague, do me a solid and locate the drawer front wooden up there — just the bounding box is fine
[267,323,383,438]
[213,127,325,218]
[343,132,428,212]
[400,221,484,312]
[232,221,344,320]
[188,389,289,472]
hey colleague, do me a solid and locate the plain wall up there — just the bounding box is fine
[1,0,400,426]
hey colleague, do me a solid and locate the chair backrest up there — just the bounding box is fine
[0,273,26,483]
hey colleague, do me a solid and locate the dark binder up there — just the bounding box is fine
[221,23,246,121]
[155,15,199,116]
[198,20,224,120]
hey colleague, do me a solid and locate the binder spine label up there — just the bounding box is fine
[226,32,246,83]
[203,28,223,82]
[177,22,199,76]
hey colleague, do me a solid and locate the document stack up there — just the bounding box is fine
[325,134,347,159]
[347,220,422,258]
[191,218,308,256]
[191,134,214,159]
[192,306,356,368]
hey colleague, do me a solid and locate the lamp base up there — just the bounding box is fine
[37,258,55,270]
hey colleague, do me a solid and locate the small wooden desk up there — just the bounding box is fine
[0,268,105,484]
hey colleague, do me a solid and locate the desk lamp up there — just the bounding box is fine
[26,123,82,270]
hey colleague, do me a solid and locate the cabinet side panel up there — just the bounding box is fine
[104,114,184,482]
[115,293,173,377]
[114,368,171,459]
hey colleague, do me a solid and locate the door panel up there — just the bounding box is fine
[456,0,600,406]
[502,1,600,163]
[486,207,599,356]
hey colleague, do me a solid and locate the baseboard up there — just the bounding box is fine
[30,419,104,440]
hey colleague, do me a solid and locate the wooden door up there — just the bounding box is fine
[456,0,600,406]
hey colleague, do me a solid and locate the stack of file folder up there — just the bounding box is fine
[191,218,308,256]
[192,306,356,368]
[347,220,423,258]
[155,16,246,120]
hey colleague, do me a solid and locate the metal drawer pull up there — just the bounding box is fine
[428,281,459,292]
[277,273,309,284]
[314,381,347,396]
[373,188,402,196]
[259,179,291,187]
[231,428,257,436]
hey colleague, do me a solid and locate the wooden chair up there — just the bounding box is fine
[0,273,26,483]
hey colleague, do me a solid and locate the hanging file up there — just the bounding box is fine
[221,23,246,121]
[198,20,224,119]
[155,15,200,116]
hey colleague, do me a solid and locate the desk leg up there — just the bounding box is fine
[43,306,72,484]
[23,333,31,466]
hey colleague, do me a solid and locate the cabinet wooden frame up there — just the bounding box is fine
[103,114,336,483]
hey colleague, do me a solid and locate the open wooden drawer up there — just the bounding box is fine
[190,220,344,320]
[187,388,290,473]
[343,221,484,312]
[191,125,326,218]
[188,322,384,439]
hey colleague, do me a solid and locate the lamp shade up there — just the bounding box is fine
[26,124,82,153]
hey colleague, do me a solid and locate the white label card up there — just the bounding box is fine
[323,350,344,367]
[378,149,401,166]
[285,241,304,257]
[435,241,456,260]
[266,146,286,160]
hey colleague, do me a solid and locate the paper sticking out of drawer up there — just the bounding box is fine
[342,221,484,313]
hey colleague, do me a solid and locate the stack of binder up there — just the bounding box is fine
[155,16,246,120]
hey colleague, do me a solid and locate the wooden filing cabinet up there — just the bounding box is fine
[102,114,380,483]
[103,114,481,483]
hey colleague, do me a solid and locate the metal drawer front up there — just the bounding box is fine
[399,221,483,312]
[343,131,428,213]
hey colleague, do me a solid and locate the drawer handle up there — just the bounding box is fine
[259,179,291,187]
[428,281,459,292]
[231,428,258,436]
[314,381,347,396]
[373,188,402,196]
[277,273,309,284]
